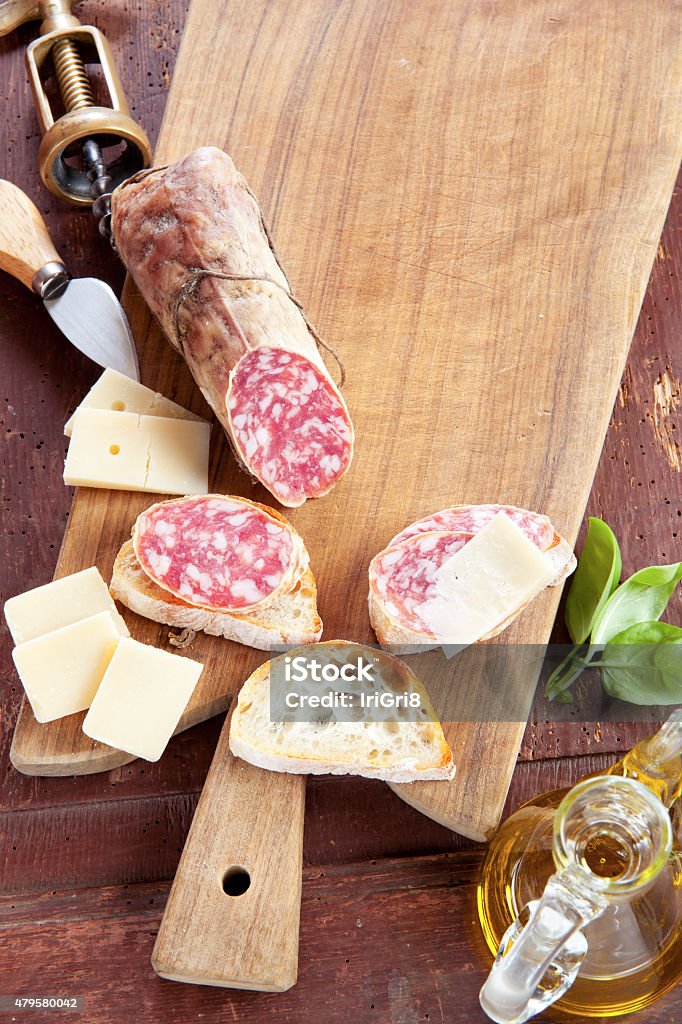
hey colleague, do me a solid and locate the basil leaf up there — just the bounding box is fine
[598,621,682,704]
[591,562,682,645]
[565,518,622,644]
[604,621,682,645]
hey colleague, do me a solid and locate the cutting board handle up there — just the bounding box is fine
[152,704,306,991]
[0,180,65,292]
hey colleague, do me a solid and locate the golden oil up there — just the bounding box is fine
[478,716,682,1018]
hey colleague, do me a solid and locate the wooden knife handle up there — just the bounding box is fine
[0,180,64,291]
[152,704,306,991]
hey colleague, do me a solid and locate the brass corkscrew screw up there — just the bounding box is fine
[1,0,152,238]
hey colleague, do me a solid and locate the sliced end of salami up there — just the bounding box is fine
[132,494,307,613]
[226,346,354,507]
[369,531,474,637]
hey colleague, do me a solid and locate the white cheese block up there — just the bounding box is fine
[82,637,203,761]
[416,512,556,643]
[64,368,206,437]
[12,611,123,723]
[4,566,129,645]
[64,409,211,494]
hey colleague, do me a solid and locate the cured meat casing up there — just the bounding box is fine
[132,495,308,613]
[111,147,354,508]
[369,504,576,644]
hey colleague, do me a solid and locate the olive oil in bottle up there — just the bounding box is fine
[478,713,682,1020]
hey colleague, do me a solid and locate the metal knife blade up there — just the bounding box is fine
[44,277,140,381]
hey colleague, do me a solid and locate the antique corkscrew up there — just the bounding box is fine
[0,0,152,240]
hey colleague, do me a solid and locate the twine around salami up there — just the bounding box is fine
[117,162,347,389]
[171,269,347,389]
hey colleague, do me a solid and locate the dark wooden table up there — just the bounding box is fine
[2,3,682,1021]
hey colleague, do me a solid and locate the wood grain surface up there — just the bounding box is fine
[0,853,494,1023]
[152,706,306,991]
[2,0,682,1020]
[11,0,682,845]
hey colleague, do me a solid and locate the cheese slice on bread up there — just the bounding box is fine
[369,507,575,653]
[229,641,455,782]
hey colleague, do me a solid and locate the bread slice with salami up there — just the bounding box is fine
[369,504,576,653]
[110,494,322,649]
[111,542,321,649]
[229,642,456,783]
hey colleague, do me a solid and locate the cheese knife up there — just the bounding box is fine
[0,179,139,380]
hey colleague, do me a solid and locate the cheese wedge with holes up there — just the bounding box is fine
[83,637,203,761]
[64,408,210,494]
[12,611,123,723]
[416,512,556,643]
[4,566,129,645]
[64,368,206,437]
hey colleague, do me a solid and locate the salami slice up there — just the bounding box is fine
[133,495,307,612]
[389,504,555,551]
[369,531,473,636]
[111,148,354,507]
[227,347,353,506]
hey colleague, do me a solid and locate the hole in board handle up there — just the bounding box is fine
[222,867,251,897]
[109,444,120,455]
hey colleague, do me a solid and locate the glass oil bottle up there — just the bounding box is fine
[477,712,682,1021]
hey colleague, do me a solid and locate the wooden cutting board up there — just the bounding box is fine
[11,0,682,841]
[151,706,306,991]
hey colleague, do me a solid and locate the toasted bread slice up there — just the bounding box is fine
[229,641,455,782]
[110,540,322,649]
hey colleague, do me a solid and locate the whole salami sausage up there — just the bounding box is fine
[111,147,354,507]
[133,494,308,612]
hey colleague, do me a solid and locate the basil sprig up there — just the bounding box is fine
[545,518,682,704]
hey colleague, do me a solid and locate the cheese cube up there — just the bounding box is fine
[83,637,203,761]
[12,612,123,723]
[142,416,211,494]
[64,368,206,437]
[416,512,556,643]
[64,409,210,494]
[4,566,129,645]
